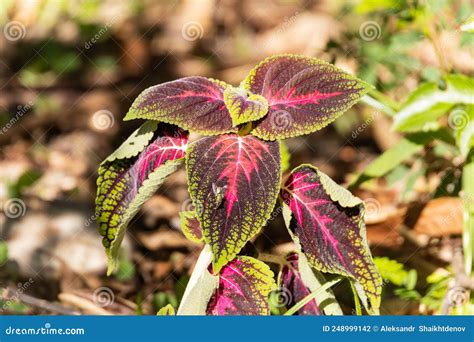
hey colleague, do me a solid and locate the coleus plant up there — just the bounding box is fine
[95,54,383,315]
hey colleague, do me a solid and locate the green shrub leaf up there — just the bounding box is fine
[393,74,474,132]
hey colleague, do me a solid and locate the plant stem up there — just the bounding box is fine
[350,280,362,316]
[283,276,343,316]
[361,95,396,117]
[426,23,451,74]
[462,153,474,275]
[368,89,401,112]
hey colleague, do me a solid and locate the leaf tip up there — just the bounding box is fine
[106,256,117,276]
[211,258,224,275]
[123,111,135,121]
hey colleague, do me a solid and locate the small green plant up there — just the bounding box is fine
[95,54,384,315]
[374,257,420,301]
[351,71,474,313]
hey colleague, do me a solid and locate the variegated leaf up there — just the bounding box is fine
[179,210,203,243]
[281,164,382,312]
[124,77,236,135]
[243,54,371,140]
[279,252,323,315]
[96,124,188,274]
[223,86,268,126]
[206,256,276,315]
[186,134,281,273]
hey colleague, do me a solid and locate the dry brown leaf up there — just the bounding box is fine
[137,229,195,251]
[141,195,180,225]
[412,197,463,236]
[366,214,404,248]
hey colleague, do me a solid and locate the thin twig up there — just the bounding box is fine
[1,287,79,315]
[58,293,112,315]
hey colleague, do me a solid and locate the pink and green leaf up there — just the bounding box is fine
[281,164,382,312]
[124,77,237,135]
[279,252,322,315]
[96,124,188,274]
[206,256,276,315]
[179,211,203,243]
[243,54,372,140]
[186,134,281,273]
[223,86,268,126]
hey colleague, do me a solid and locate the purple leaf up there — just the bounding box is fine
[281,164,382,311]
[206,256,276,315]
[179,210,203,243]
[280,252,322,315]
[243,55,371,140]
[186,134,281,273]
[124,77,236,135]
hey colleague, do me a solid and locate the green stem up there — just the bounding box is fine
[283,276,343,316]
[368,89,401,112]
[361,95,396,117]
[462,152,474,275]
[350,280,362,315]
